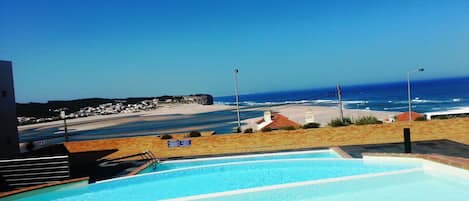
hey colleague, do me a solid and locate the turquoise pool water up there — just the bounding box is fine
[12,159,423,201]
[199,171,469,201]
[139,150,340,174]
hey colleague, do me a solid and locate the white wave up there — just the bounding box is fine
[215,99,341,107]
[383,106,408,111]
[343,100,369,105]
[410,98,461,104]
[312,99,336,104]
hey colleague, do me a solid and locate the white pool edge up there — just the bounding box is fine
[363,155,469,179]
[162,149,338,164]
[159,168,423,201]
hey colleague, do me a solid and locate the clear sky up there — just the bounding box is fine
[1,0,468,103]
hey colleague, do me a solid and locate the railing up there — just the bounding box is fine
[0,155,70,189]
[97,151,159,170]
[140,151,159,170]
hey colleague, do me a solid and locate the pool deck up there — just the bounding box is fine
[340,139,469,158]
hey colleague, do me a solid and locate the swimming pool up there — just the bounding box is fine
[5,151,468,201]
[139,149,341,174]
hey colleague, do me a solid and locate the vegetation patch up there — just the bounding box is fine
[302,122,320,129]
[354,116,383,125]
[328,117,352,127]
[188,131,202,137]
[279,126,296,130]
[261,127,272,132]
[432,114,469,120]
[415,116,427,121]
[160,134,173,139]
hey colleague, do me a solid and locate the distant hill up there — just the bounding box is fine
[16,94,213,118]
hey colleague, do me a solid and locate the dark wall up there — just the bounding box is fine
[0,61,19,158]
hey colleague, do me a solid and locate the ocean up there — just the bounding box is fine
[215,76,469,113]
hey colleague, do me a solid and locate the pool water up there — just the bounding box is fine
[197,170,469,201]
[6,150,468,201]
[13,159,423,201]
[139,150,340,174]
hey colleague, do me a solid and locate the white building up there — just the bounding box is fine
[425,108,469,120]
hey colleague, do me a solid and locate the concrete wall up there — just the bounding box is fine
[0,61,19,158]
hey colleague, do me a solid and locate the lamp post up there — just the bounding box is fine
[60,111,69,142]
[407,68,424,122]
[233,68,241,132]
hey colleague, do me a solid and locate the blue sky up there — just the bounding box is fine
[1,0,468,103]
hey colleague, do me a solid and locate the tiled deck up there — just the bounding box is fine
[340,139,469,158]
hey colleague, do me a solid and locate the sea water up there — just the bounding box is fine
[216,76,469,113]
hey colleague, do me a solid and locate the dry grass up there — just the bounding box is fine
[65,118,469,160]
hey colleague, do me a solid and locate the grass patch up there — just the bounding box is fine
[261,127,272,132]
[160,134,173,140]
[302,122,320,129]
[188,131,202,137]
[354,116,383,125]
[328,117,352,127]
[279,126,296,130]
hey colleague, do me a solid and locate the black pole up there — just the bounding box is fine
[403,128,411,153]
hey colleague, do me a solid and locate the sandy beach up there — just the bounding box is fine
[241,104,399,130]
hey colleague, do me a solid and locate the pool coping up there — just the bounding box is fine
[362,152,469,170]
[161,146,332,161]
[330,147,353,158]
[127,147,339,176]
[0,177,89,199]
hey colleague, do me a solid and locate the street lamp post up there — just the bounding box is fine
[233,68,241,132]
[60,111,69,142]
[407,68,424,122]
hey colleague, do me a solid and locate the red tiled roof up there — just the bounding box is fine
[257,113,301,129]
[396,112,423,121]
